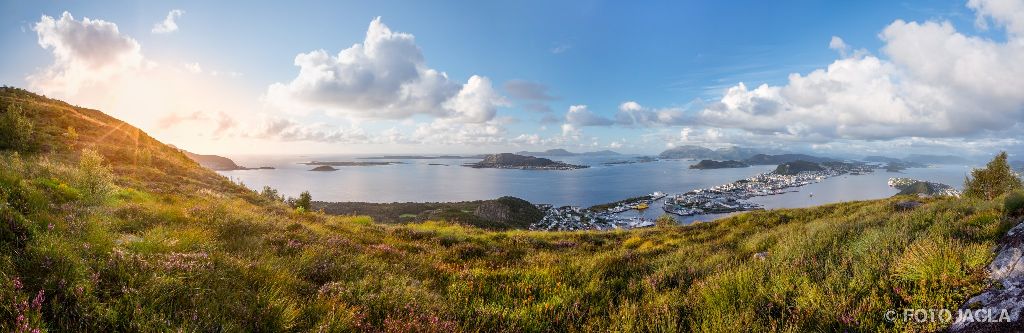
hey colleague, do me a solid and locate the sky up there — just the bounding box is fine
[1,0,1023,157]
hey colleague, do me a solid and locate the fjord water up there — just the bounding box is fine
[221,154,973,212]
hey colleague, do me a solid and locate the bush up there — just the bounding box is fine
[1005,191,1024,218]
[260,186,283,203]
[75,149,114,204]
[655,214,677,228]
[295,191,312,211]
[0,104,35,152]
[964,152,1023,200]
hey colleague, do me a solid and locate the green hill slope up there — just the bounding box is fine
[0,87,1015,331]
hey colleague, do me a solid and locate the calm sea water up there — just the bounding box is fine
[220,154,974,219]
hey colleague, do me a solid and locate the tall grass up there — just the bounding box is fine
[0,148,1010,332]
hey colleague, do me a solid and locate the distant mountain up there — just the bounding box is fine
[773,161,824,175]
[714,147,761,160]
[579,150,622,156]
[658,145,766,160]
[744,153,834,165]
[516,149,620,157]
[863,156,903,163]
[905,154,970,165]
[658,145,716,159]
[183,151,246,171]
[1013,160,1024,172]
[689,160,749,169]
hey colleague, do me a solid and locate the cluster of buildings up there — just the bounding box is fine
[529,205,655,231]
[887,177,962,197]
[662,169,842,216]
[529,162,878,231]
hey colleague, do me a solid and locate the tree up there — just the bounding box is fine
[295,191,312,212]
[964,152,1023,200]
[64,126,79,150]
[0,104,35,152]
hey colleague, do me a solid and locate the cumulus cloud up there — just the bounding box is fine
[443,75,509,123]
[266,17,505,123]
[698,0,1024,141]
[503,79,557,101]
[614,101,688,127]
[564,104,613,126]
[29,12,143,96]
[27,11,267,153]
[152,9,185,34]
[159,110,236,136]
[252,117,370,143]
[829,36,848,52]
[410,118,509,145]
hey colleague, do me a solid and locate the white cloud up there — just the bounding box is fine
[829,36,849,55]
[266,17,505,123]
[564,104,613,126]
[29,12,143,96]
[252,117,369,143]
[183,62,202,73]
[699,0,1024,141]
[614,101,688,127]
[27,11,262,151]
[411,118,508,145]
[551,43,572,54]
[443,75,509,123]
[152,9,185,34]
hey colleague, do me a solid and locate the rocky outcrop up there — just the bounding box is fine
[473,196,544,229]
[183,151,245,170]
[950,219,1024,332]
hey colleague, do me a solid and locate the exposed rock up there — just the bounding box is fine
[752,252,768,261]
[472,196,544,229]
[950,220,1024,332]
[892,201,923,211]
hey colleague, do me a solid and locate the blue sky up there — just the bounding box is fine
[1,0,1022,157]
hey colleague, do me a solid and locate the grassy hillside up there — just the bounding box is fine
[0,87,1016,331]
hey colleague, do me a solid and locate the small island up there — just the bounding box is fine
[689,159,749,169]
[309,165,338,171]
[302,161,402,167]
[466,153,588,170]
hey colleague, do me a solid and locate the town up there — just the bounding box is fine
[530,162,876,231]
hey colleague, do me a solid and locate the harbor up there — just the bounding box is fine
[530,163,877,231]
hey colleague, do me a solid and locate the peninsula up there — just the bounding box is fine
[689,159,749,169]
